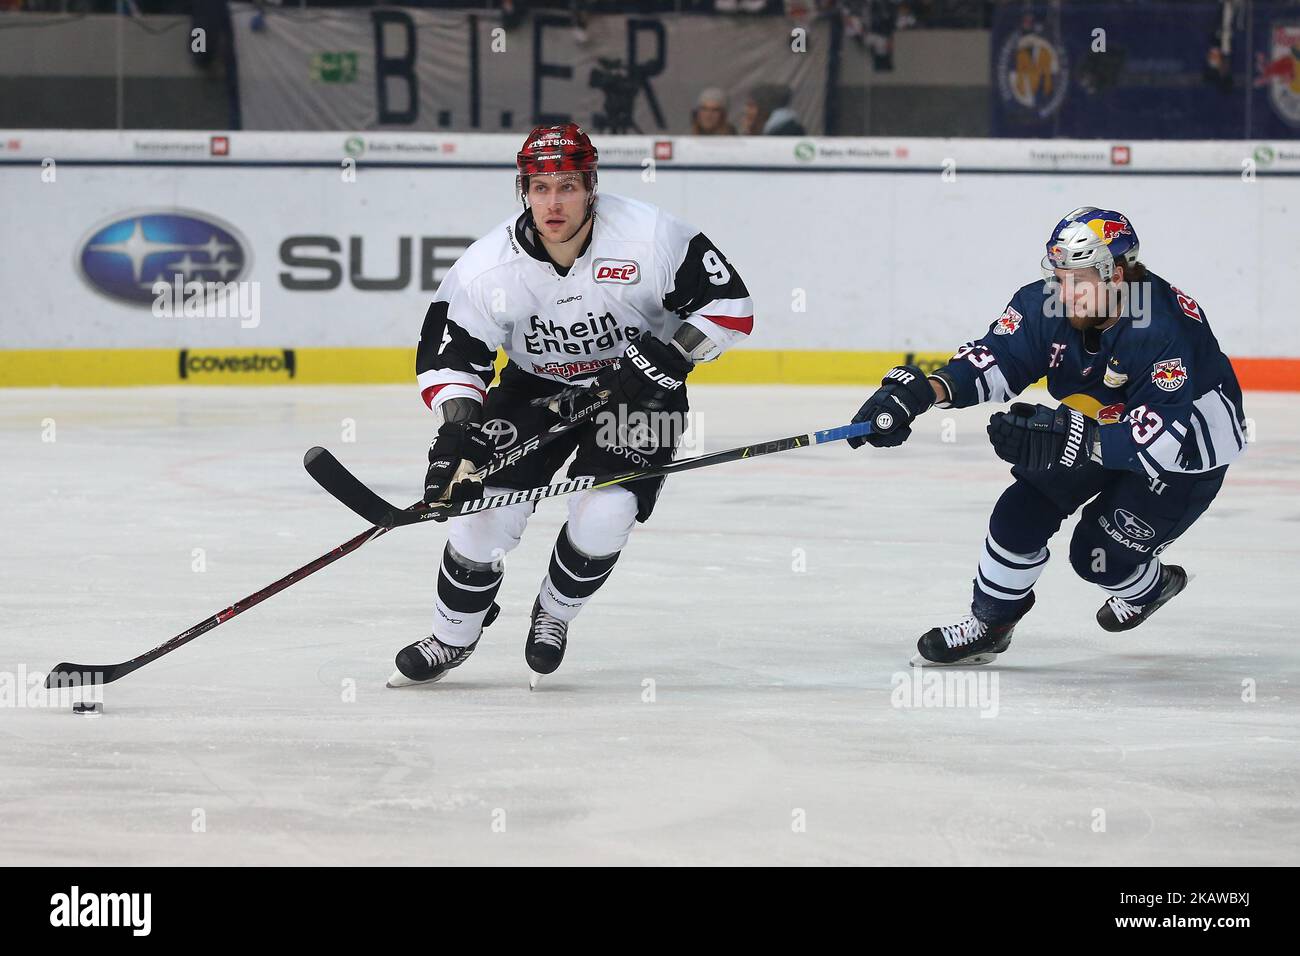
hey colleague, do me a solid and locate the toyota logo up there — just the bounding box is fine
[481,419,518,449]
[621,420,660,452]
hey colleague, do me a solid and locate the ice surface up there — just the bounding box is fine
[1,385,1296,865]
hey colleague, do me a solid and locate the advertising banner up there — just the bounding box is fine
[2,132,1296,388]
[231,6,830,136]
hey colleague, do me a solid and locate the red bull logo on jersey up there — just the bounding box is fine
[1086,216,1131,245]
[1151,358,1188,392]
[993,306,1023,335]
[1097,402,1126,424]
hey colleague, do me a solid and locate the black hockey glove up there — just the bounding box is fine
[424,421,494,514]
[598,335,692,413]
[848,365,936,449]
[987,402,1099,472]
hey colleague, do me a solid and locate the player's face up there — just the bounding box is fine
[1055,267,1109,328]
[527,173,589,242]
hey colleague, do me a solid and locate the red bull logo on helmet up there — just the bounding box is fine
[1151,357,1188,392]
[1086,216,1131,245]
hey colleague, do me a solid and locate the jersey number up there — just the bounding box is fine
[954,343,996,369]
[702,250,731,286]
[1127,404,1164,445]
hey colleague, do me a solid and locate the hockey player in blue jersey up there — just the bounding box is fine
[848,207,1247,666]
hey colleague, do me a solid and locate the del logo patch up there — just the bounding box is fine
[993,306,1023,335]
[1103,366,1128,388]
[1151,358,1188,392]
[593,258,640,284]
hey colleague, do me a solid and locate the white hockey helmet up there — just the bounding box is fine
[1041,206,1140,282]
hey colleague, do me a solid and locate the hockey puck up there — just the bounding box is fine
[72,702,103,717]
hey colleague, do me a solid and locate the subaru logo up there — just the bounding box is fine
[1114,509,1155,541]
[77,210,251,306]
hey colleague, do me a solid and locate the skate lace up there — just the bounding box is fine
[415,636,463,667]
[939,616,986,649]
[1107,596,1143,623]
[531,612,568,650]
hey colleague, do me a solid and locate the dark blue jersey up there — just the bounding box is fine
[931,270,1247,482]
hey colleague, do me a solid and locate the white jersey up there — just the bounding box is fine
[416,192,753,411]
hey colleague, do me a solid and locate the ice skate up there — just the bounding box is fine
[912,595,1032,666]
[1097,565,1189,633]
[388,603,500,687]
[525,598,569,687]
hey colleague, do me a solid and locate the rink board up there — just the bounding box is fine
[1,347,1296,391]
[2,131,1299,390]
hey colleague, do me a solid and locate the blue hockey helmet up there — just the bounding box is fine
[1042,206,1140,282]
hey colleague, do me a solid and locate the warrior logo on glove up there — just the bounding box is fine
[848,364,937,449]
[987,402,1099,472]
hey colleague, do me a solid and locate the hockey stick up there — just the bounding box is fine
[45,523,390,689]
[43,421,869,689]
[306,420,872,530]
[43,396,609,689]
[303,409,601,529]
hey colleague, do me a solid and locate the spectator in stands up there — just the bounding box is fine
[742,85,806,136]
[691,88,738,135]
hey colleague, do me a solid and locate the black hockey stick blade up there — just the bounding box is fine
[305,414,597,529]
[304,446,405,528]
[45,661,130,689]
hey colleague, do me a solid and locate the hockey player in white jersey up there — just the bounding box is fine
[390,124,754,686]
